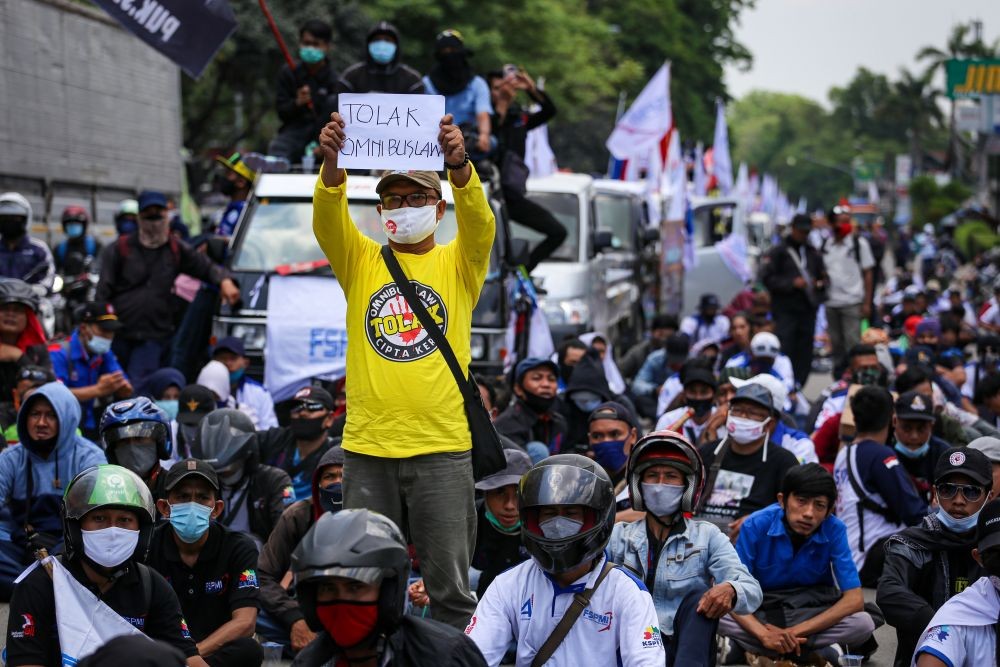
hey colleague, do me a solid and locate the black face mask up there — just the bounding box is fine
[318,482,343,514]
[0,219,25,239]
[522,390,555,414]
[688,398,714,418]
[982,549,1000,578]
[290,416,327,440]
[219,179,237,197]
[851,367,888,387]
[559,364,574,384]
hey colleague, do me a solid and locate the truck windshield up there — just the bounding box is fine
[232,198,460,273]
[517,192,579,262]
[593,193,635,251]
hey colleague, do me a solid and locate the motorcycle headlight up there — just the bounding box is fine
[230,323,266,351]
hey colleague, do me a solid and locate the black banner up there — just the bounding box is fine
[91,0,237,79]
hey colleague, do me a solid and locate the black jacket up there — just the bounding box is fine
[292,616,486,666]
[559,350,638,450]
[877,513,984,667]
[494,399,568,454]
[493,91,556,161]
[338,22,424,95]
[759,238,827,313]
[274,60,339,146]
[471,501,528,598]
[231,463,292,544]
[95,236,229,339]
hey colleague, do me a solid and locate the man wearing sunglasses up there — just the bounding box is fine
[96,190,242,388]
[879,446,993,667]
[257,386,339,502]
[314,110,494,630]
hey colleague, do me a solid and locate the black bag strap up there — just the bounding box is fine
[380,245,470,393]
[530,561,617,667]
[844,442,895,552]
[696,438,729,515]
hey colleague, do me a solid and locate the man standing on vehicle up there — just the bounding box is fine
[314,109,494,629]
[337,21,425,95]
[760,213,827,386]
[96,190,241,388]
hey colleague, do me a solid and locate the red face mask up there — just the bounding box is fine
[316,600,379,647]
[835,222,852,238]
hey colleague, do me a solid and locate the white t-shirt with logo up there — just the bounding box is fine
[465,555,665,666]
[913,576,1000,667]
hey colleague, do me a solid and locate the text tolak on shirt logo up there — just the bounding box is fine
[365,281,448,362]
[582,608,613,632]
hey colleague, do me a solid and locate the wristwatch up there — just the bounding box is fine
[445,152,470,170]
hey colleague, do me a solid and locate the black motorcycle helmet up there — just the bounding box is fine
[292,509,410,640]
[627,430,706,515]
[191,408,258,484]
[519,453,614,574]
[62,464,156,565]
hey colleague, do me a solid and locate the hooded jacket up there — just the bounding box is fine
[140,367,186,400]
[559,350,637,449]
[258,446,343,629]
[338,22,425,95]
[0,382,105,547]
[877,512,984,667]
[493,398,567,454]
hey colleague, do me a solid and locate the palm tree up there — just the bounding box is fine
[917,23,987,176]
[885,68,944,174]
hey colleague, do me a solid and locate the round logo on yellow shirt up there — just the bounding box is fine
[366,281,448,362]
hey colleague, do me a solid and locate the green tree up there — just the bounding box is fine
[883,68,944,174]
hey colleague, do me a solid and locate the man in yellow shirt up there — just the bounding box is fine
[313,110,495,628]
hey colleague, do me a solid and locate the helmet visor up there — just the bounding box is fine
[520,465,602,509]
[296,566,384,585]
[103,422,167,449]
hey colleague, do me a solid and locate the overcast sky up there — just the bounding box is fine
[724,0,1000,106]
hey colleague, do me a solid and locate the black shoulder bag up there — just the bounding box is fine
[380,246,506,481]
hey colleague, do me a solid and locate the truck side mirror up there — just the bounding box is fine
[593,230,614,253]
[509,238,531,267]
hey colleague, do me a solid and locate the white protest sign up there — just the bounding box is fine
[338,93,446,171]
[264,276,348,402]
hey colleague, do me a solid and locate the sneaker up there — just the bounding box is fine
[744,653,796,667]
[717,636,743,665]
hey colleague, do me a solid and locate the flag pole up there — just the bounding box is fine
[258,0,315,114]
[606,90,627,178]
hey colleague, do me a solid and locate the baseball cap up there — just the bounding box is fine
[163,457,220,492]
[730,383,775,415]
[969,437,1000,464]
[292,386,334,411]
[750,332,781,358]
[915,319,941,338]
[79,301,122,332]
[137,190,168,212]
[212,336,246,358]
[934,447,993,487]
[698,294,720,310]
[475,447,532,491]
[976,499,1000,552]
[588,401,638,430]
[680,365,717,390]
[375,170,442,196]
[515,357,559,384]
[905,345,935,369]
[732,374,787,413]
[177,384,216,426]
[925,279,942,293]
[894,390,935,422]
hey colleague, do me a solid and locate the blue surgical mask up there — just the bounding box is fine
[936,505,982,534]
[318,482,343,514]
[299,46,325,64]
[894,441,930,459]
[156,399,179,422]
[592,440,628,472]
[65,223,84,238]
[368,40,397,64]
[117,220,137,236]
[229,368,245,385]
[169,501,213,543]
[86,334,113,356]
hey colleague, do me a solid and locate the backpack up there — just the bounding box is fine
[56,236,97,264]
[116,234,180,267]
[821,234,863,266]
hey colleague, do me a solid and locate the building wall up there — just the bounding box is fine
[0,0,183,234]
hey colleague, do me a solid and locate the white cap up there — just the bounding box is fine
[750,332,781,358]
[732,373,788,413]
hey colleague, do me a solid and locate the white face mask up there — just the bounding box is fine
[82,527,140,568]
[641,482,684,517]
[538,516,583,540]
[726,414,771,445]
[380,205,438,245]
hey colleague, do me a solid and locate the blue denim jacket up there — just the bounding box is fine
[607,517,763,636]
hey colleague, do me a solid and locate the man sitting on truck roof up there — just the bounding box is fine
[313,109,495,630]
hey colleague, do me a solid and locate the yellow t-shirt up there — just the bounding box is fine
[312,165,495,458]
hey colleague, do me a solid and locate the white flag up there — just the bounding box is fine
[524,77,558,178]
[19,557,150,664]
[868,180,880,205]
[666,131,686,221]
[735,162,751,210]
[265,276,348,401]
[606,63,672,160]
[712,100,733,195]
[693,142,707,197]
